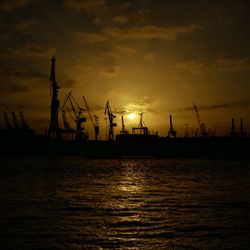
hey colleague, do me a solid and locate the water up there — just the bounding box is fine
[0,157,249,249]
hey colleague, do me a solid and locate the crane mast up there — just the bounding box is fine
[11,112,20,130]
[19,111,30,130]
[193,104,207,137]
[168,115,177,137]
[120,115,128,134]
[82,96,99,140]
[48,56,60,138]
[104,101,117,141]
[3,112,12,129]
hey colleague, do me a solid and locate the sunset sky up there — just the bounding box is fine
[1,0,250,138]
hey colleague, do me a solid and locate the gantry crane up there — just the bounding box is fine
[62,92,88,140]
[132,112,148,135]
[104,101,117,140]
[193,104,208,137]
[82,96,99,141]
[168,115,177,137]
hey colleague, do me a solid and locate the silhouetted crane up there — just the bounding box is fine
[3,112,12,129]
[120,115,129,134]
[48,56,60,138]
[62,92,88,140]
[193,104,207,137]
[82,96,99,141]
[11,112,20,130]
[168,115,177,137]
[19,111,30,130]
[104,101,117,140]
[132,112,148,135]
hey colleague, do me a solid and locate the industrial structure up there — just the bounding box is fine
[132,113,148,135]
[120,115,129,135]
[104,101,117,140]
[193,104,208,137]
[168,115,177,137]
[48,56,60,138]
[1,57,250,160]
[83,96,99,141]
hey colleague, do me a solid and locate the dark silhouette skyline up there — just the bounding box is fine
[0,0,250,138]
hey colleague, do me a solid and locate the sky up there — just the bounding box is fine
[1,0,250,139]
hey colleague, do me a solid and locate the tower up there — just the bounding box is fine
[48,56,60,138]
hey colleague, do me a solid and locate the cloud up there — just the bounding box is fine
[215,55,250,71]
[112,15,130,25]
[61,79,78,88]
[0,68,47,93]
[0,44,56,59]
[143,53,155,60]
[76,24,202,44]
[115,45,136,55]
[6,83,30,94]
[64,0,107,12]
[74,32,108,43]
[179,101,250,112]
[173,60,206,75]
[99,65,120,77]
[9,19,36,33]
[102,24,202,41]
[0,0,37,11]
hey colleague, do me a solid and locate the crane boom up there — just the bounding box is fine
[193,104,207,137]
[62,92,88,140]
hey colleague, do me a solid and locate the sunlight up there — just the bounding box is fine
[128,113,136,120]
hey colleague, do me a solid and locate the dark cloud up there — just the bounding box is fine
[6,83,30,94]
[0,44,56,59]
[64,0,108,13]
[75,24,202,44]
[99,65,119,77]
[74,32,108,43]
[215,55,250,72]
[7,19,36,33]
[0,68,47,94]
[0,0,38,11]
[179,102,250,112]
[61,79,78,88]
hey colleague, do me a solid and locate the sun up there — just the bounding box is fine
[128,113,136,120]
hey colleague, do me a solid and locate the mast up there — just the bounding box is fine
[48,56,60,138]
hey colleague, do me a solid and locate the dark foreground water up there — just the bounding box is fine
[0,157,249,249]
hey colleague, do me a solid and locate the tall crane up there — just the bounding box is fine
[168,115,177,137]
[193,104,207,137]
[48,56,60,138]
[19,111,30,130]
[11,112,20,130]
[120,115,129,134]
[104,101,117,140]
[3,112,12,129]
[62,92,72,131]
[82,96,99,141]
[62,92,88,140]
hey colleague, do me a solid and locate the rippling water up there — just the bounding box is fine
[0,157,250,249]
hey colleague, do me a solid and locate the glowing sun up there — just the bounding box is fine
[128,113,136,120]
